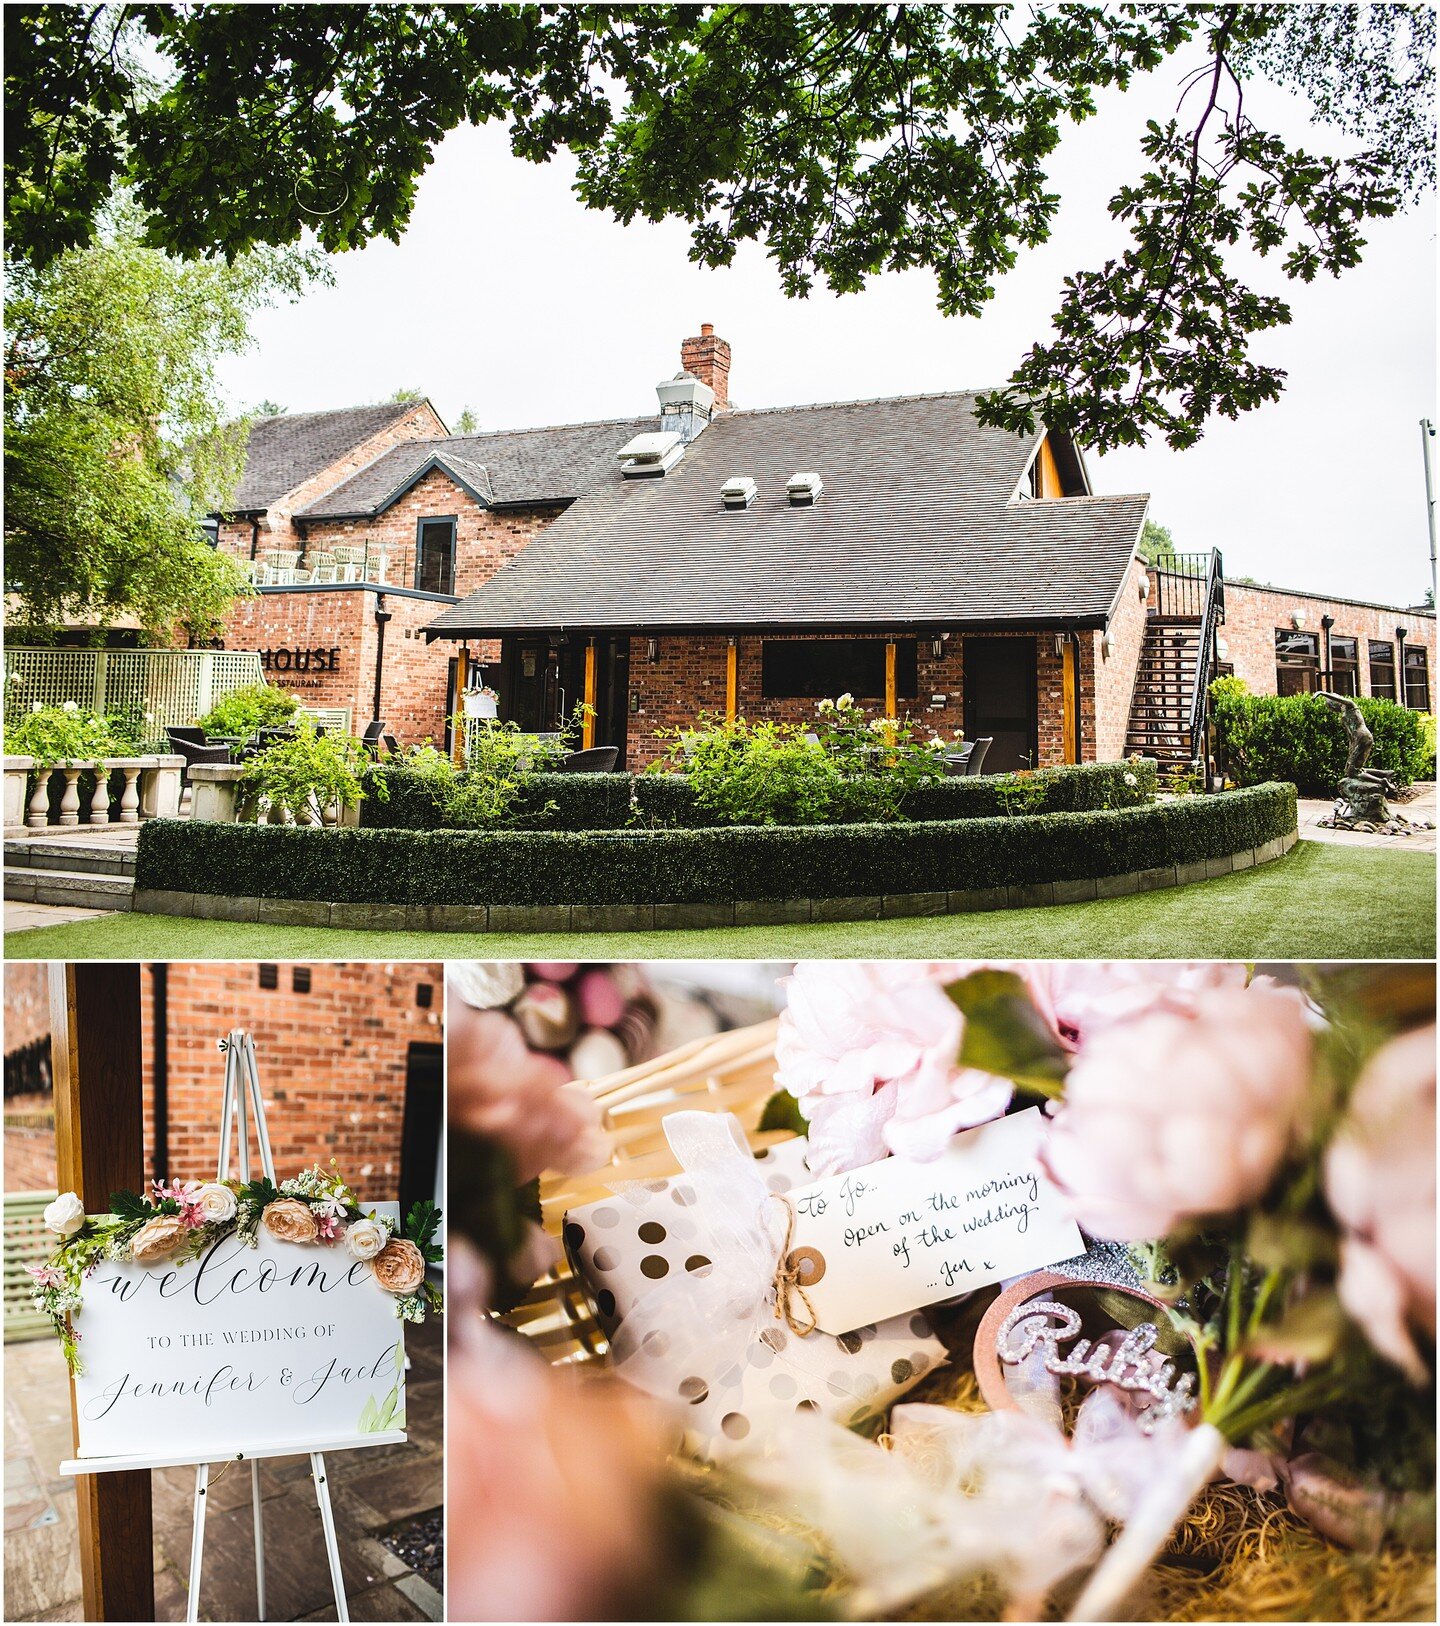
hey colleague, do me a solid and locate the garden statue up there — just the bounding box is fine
[1317,691,1394,826]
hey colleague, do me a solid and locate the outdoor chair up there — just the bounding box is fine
[360,721,401,756]
[965,736,994,776]
[166,725,209,748]
[558,747,620,774]
[943,743,974,777]
[165,729,231,783]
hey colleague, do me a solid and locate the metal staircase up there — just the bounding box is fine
[1125,550,1225,771]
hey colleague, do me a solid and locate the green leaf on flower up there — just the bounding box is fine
[403,1199,443,1263]
[1247,1213,1339,1273]
[240,1176,280,1209]
[109,1189,152,1221]
[758,1089,808,1136]
[945,971,1071,1096]
[1245,1288,1348,1367]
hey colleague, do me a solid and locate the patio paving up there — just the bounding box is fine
[1297,781,1436,851]
[3,1316,443,1622]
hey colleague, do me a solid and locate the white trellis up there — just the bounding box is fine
[3,648,265,747]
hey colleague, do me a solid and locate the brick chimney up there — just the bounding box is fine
[680,323,731,411]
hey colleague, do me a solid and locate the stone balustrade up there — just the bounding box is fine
[188,762,360,828]
[5,755,183,834]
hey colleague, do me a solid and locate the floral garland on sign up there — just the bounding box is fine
[30,1161,444,1375]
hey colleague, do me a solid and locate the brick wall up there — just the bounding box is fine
[1093,555,1150,759]
[2,963,442,1199]
[299,467,564,599]
[1219,583,1436,707]
[4,962,49,1055]
[4,965,54,1190]
[624,630,1093,768]
[216,404,448,555]
[142,962,443,1201]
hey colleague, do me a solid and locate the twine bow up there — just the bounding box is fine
[769,1193,819,1337]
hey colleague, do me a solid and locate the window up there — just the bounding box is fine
[1369,639,1398,700]
[416,982,434,1009]
[257,964,278,990]
[291,966,312,994]
[1404,645,1430,711]
[1274,629,1320,696]
[761,638,919,701]
[415,517,456,595]
[1329,635,1359,697]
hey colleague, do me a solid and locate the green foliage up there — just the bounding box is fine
[1138,518,1177,567]
[135,783,1298,909]
[649,703,946,827]
[947,970,1073,1098]
[403,1200,444,1267]
[375,726,572,831]
[197,683,301,738]
[1210,680,1433,794]
[453,406,479,434]
[758,1090,809,1137]
[6,7,1431,450]
[236,722,370,821]
[3,702,129,767]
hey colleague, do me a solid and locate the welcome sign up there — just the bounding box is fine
[71,1202,405,1462]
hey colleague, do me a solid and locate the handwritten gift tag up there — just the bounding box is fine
[785,1108,1082,1334]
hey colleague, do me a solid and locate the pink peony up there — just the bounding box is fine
[448,1003,609,1182]
[1040,985,1313,1240]
[1324,1025,1435,1383]
[775,962,1012,1175]
[1030,962,1254,1048]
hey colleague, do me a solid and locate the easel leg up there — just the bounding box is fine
[251,1460,266,1621]
[310,1452,350,1623]
[186,1463,209,1624]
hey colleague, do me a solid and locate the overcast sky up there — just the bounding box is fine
[217,36,1437,608]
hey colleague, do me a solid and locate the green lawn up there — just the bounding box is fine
[6,841,1433,961]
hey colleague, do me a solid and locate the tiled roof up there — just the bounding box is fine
[424,392,1148,634]
[229,402,422,510]
[296,417,657,518]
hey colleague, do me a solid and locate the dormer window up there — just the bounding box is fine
[416,516,456,595]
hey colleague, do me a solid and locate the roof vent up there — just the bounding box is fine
[786,471,823,507]
[721,475,757,510]
[657,372,715,444]
[618,430,684,479]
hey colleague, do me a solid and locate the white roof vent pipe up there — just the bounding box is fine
[787,471,823,507]
[657,372,715,444]
[721,476,757,510]
[618,429,684,479]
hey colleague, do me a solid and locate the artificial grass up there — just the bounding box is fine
[6,841,1434,961]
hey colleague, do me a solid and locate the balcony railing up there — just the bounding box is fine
[1151,552,1214,619]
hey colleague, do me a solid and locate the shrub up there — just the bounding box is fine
[3,701,130,767]
[198,683,300,738]
[1210,680,1432,794]
[137,782,1297,908]
[648,702,946,826]
[237,722,371,821]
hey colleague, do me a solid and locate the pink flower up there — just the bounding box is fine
[1325,1025,1435,1383]
[316,1214,344,1243]
[1040,985,1313,1240]
[28,1265,63,1289]
[776,962,1012,1175]
[448,1003,610,1182]
[1030,962,1254,1048]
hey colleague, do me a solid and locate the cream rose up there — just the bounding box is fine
[263,1198,319,1244]
[344,1217,388,1260]
[372,1238,426,1294]
[193,1183,237,1225]
[43,1192,86,1238]
[131,1215,188,1264]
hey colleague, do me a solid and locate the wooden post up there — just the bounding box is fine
[582,640,597,749]
[451,646,469,767]
[1061,638,1079,765]
[726,638,738,722]
[51,963,155,1624]
[884,640,898,721]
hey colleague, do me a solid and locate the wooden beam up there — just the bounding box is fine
[582,639,597,748]
[884,640,898,721]
[1061,638,1078,765]
[451,646,469,767]
[51,963,155,1625]
[726,639,738,722]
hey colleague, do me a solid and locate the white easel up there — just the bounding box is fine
[182,1030,350,1625]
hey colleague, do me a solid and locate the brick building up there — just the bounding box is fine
[2,963,443,1211]
[208,326,1434,768]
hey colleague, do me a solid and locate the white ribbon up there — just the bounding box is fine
[608,1112,854,1433]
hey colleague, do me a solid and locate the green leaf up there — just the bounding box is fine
[946,971,1071,1096]
[1245,1288,1348,1367]
[108,1189,151,1221]
[757,1089,808,1136]
[357,1395,379,1433]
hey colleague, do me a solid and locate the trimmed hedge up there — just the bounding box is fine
[360,758,1160,833]
[137,782,1296,909]
[1210,684,1433,795]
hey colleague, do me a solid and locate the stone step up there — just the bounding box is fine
[4,867,135,910]
[4,838,136,876]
